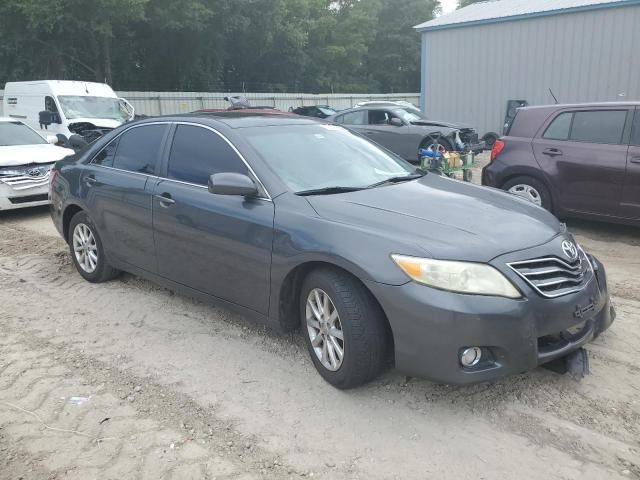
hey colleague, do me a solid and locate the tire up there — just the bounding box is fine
[482,132,499,149]
[419,136,453,162]
[300,268,388,389]
[68,211,120,283]
[502,176,553,212]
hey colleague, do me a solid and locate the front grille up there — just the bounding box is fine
[507,250,593,298]
[0,172,51,190]
[459,129,479,145]
[8,193,49,204]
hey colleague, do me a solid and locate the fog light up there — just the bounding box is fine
[460,347,482,367]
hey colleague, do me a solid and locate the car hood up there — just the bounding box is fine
[0,144,75,166]
[68,118,122,130]
[305,175,562,262]
[411,120,474,130]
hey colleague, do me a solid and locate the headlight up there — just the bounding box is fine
[392,255,521,298]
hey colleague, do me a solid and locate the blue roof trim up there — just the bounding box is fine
[415,0,640,32]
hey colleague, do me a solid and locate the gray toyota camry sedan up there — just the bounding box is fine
[50,112,615,389]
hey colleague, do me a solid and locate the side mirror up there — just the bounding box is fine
[39,110,60,126]
[46,135,58,145]
[208,172,259,197]
[390,117,404,127]
[119,98,135,120]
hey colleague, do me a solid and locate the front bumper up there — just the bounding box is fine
[0,174,51,210]
[366,255,613,384]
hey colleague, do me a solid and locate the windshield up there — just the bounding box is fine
[58,96,129,121]
[0,122,46,146]
[393,107,427,123]
[244,124,416,193]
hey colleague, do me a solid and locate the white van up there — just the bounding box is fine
[2,80,135,139]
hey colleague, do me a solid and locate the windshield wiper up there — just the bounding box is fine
[367,172,425,188]
[295,186,366,196]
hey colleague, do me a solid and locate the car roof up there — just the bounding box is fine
[136,111,323,129]
[521,101,640,112]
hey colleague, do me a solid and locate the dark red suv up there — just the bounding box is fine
[482,102,640,226]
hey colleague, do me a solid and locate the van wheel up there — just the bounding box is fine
[502,176,552,212]
[300,268,388,389]
[68,211,120,283]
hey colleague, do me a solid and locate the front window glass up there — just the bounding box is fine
[58,96,129,121]
[0,121,46,146]
[244,124,415,192]
[168,125,247,186]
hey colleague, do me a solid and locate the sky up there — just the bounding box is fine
[440,0,458,14]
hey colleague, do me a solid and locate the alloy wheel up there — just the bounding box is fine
[305,288,345,371]
[508,184,542,206]
[72,223,99,273]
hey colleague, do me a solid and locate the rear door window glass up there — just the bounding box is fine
[167,125,247,186]
[340,111,367,125]
[543,113,572,140]
[570,110,627,144]
[112,124,167,175]
[92,140,118,167]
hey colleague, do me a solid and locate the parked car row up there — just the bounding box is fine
[49,111,614,388]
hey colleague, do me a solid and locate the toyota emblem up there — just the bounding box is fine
[562,240,578,260]
[26,168,43,177]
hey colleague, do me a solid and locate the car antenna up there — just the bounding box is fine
[548,88,559,104]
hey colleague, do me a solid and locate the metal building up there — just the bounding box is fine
[414,0,640,139]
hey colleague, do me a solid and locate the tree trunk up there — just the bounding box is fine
[103,37,112,85]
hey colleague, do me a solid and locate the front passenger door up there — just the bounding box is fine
[152,124,275,314]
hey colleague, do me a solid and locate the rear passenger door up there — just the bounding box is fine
[152,124,275,314]
[619,108,640,219]
[532,108,631,216]
[361,110,413,159]
[83,123,170,273]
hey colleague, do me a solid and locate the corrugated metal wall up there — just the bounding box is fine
[0,91,419,117]
[422,4,640,136]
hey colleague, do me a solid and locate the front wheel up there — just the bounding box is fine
[68,211,120,283]
[502,176,552,212]
[300,268,389,389]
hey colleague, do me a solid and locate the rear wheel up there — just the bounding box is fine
[68,211,120,283]
[300,268,388,389]
[502,176,552,212]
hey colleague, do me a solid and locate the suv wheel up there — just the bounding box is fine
[69,211,120,283]
[502,176,552,212]
[300,268,388,389]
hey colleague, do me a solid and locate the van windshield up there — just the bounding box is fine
[0,121,46,146]
[58,96,129,122]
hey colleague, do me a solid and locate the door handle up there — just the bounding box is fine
[542,148,562,157]
[630,156,640,164]
[85,175,97,186]
[154,193,175,206]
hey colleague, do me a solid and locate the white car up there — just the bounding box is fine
[0,118,74,211]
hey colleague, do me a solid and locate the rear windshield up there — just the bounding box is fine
[0,121,46,146]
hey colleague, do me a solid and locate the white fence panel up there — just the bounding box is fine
[0,90,419,116]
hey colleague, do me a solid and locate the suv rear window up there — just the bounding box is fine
[543,110,628,145]
[571,111,627,144]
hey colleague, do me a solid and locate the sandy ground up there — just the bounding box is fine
[1,191,639,479]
